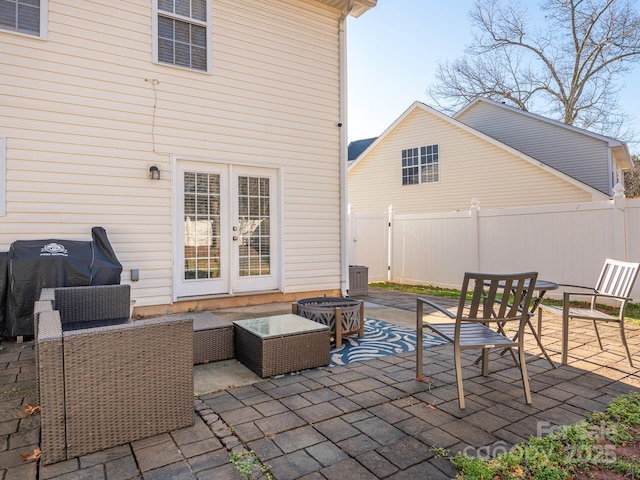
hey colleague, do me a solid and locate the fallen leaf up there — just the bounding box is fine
[20,447,41,462]
[510,465,525,476]
[24,403,40,415]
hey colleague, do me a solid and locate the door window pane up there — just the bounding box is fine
[238,175,270,277]
[184,172,220,280]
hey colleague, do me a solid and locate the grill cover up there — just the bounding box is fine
[4,227,122,337]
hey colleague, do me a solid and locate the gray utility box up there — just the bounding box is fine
[348,265,369,296]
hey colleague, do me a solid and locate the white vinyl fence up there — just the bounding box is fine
[348,189,640,300]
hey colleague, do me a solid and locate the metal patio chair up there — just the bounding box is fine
[539,258,640,366]
[416,271,538,410]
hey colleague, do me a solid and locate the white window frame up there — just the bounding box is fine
[0,0,48,40]
[0,138,6,216]
[152,0,212,74]
[401,144,440,186]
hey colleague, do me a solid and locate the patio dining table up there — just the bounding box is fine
[487,279,559,368]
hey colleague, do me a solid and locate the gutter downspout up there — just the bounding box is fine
[339,0,354,297]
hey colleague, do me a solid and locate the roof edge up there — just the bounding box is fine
[348,101,608,199]
[315,0,377,17]
[456,97,633,169]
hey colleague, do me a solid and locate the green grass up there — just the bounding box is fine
[370,281,467,300]
[228,450,273,479]
[369,281,640,324]
[446,392,640,479]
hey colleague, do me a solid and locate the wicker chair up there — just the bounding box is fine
[35,285,194,465]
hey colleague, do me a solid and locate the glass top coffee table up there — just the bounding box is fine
[233,314,330,378]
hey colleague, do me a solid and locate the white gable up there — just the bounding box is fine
[348,102,606,215]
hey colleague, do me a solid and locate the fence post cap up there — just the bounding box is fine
[613,183,625,198]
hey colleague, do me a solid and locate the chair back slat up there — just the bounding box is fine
[466,275,484,319]
[456,272,538,338]
[595,259,640,300]
[458,274,472,315]
[484,280,501,319]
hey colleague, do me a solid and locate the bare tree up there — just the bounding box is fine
[624,155,640,197]
[428,0,640,138]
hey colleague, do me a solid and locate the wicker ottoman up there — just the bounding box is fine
[193,314,234,365]
[233,314,330,378]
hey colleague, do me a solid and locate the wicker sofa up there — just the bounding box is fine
[35,285,194,465]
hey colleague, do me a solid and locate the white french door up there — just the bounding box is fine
[174,161,280,299]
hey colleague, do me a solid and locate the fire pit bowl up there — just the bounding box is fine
[293,297,364,349]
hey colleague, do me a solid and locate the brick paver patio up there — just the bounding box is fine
[2,288,639,479]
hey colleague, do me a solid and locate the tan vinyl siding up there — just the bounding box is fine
[348,108,593,215]
[457,101,610,194]
[0,0,343,305]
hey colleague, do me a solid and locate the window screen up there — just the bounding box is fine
[0,0,41,36]
[156,0,208,71]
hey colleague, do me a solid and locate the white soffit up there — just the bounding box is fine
[315,0,377,17]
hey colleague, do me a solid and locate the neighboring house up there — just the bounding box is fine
[348,101,632,215]
[0,0,377,315]
[348,137,377,161]
[455,97,633,196]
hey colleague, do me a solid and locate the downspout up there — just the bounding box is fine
[339,0,354,297]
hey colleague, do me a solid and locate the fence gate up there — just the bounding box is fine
[348,210,389,283]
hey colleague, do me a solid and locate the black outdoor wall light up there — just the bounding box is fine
[149,165,160,180]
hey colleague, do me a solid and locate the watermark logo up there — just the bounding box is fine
[461,440,512,460]
[40,243,69,257]
[461,421,617,465]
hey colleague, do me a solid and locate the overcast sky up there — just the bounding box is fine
[346,0,640,154]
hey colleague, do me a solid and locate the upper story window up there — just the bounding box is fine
[401,145,439,185]
[0,0,47,39]
[154,0,209,72]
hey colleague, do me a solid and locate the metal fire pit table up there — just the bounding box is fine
[293,297,364,349]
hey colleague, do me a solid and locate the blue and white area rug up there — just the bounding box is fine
[329,318,446,366]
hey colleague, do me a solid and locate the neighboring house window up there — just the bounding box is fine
[154,0,209,72]
[402,145,439,185]
[0,138,6,216]
[0,0,47,39]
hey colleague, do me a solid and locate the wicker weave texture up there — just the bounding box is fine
[39,288,55,302]
[37,310,67,465]
[33,298,54,405]
[193,315,234,364]
[62,317,194,459]
[148,313,234,365]
[54,285,130,324]
[234,325,330,378]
